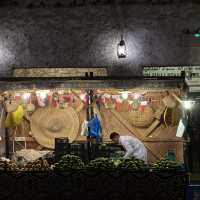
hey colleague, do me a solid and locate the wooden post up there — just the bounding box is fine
[87,89,94,161]
[2,98,10,159]
[5,126,9,159]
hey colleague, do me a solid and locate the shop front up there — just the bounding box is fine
[0,74,189,200]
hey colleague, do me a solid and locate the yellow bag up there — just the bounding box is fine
[5,105,24,127]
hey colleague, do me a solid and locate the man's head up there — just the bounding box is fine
[110,132,120,144]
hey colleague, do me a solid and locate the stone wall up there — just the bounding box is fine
[0,3,199,76]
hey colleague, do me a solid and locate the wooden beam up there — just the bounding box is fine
[9,137,35,142]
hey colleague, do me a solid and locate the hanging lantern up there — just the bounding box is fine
[117,35,127,58]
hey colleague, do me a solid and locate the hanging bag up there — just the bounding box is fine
[5,105,24,128]
[5,96,19,113]
[26,93,36,112]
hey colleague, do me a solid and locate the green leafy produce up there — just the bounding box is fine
[152,158,181,170]
[54,154,85,171]
[86,157,115,170]
[99,144,108,149]
[117,157,148,170]
[111,151,125,159]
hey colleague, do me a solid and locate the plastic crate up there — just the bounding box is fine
[70,143,88,163]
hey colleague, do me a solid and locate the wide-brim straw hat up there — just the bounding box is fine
[30,107,79,149]
[162,95,176,109]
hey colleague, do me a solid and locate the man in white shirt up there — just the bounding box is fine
[110,132,147,163]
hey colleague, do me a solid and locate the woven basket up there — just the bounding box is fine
[128,106,154,128]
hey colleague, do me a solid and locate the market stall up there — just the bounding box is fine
[0,75,188,200]
[0,76,185,163]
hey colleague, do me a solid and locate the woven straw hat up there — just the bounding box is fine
[128,106,154,128]
[162,95,176,109]
[30,107,79,149]
[5,100,19,113]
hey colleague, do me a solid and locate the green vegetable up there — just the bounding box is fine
[54,154,85,171]
[86,157,115,170]
[152,158,181,170]
[117,157,147,170]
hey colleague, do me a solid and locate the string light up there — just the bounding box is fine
[36,90,50,99]
[119,91,131,100]
[22,93,31,100]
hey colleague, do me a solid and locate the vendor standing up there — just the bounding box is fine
[110,132,147,163]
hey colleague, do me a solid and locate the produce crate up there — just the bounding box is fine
[70,143,88,163]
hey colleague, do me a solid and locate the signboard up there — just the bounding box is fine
[143,66,200,78]
[13,67,108,77]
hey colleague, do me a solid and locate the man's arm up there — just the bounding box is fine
[122,141,134,159]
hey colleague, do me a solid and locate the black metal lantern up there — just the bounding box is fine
[117,35,127,58]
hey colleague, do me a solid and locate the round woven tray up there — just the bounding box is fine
[128,106,154,128]
[30,107,79,149]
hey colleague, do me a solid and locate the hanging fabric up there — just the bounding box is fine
[52,92,59,108]
[93,102,102,122]
[88,114,102,139]
[36,94,46,107]
[81,120,89,136]
[26,94,36,112]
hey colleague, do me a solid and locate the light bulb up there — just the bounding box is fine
[133,93,140,99]
[80,93,86,101]
[36,90,50,99]
[141,101,148,106]
[121,92,129,100]
[22,93,31,100]
[182,100,195,110]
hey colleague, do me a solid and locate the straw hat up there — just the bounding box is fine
[5,100,19,113]
[162,95,176,109]
[30,107,79,149]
